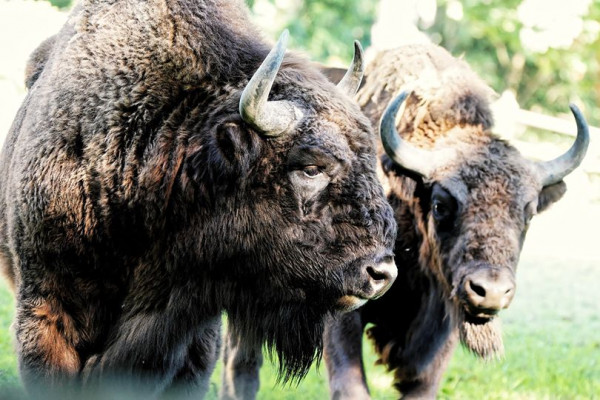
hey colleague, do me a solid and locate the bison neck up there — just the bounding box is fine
[361,171,455,379]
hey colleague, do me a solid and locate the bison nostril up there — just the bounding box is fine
[469,281,486,298]
[367,266,387,281]
[363,260,397,300]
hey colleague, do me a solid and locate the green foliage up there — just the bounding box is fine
[428,0,600,125]
[247,0,377,63]
[46,0,72,10]
[281,0,377,63]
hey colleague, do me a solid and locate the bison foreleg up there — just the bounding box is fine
[395,329,458,399]
[15,296,82,398]
[163,315,223,399]
[219,325,263,400]
[324,311,370,400]
[81,310,217,398]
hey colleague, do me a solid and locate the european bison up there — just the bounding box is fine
[0,0,398,397]
[324,44,589,399]
[220,43,590,400]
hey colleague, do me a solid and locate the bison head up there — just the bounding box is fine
[183,32,397,378]
[379,91,588,356]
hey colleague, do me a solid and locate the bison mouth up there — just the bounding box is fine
[336,255,397,312]
[335,295,369,312]
[463,304,500,322]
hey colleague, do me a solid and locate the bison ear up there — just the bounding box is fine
[214,121,258,171]
[537,181,567,213]
[189,121,257,182]
[215,122,243,165]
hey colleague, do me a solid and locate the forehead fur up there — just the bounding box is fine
[277,54,376,155]
[417,66,495,132]
[434,134,540,206]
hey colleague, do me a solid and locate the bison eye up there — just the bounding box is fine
[303,165,322,178]
[430,184,457,226]
[432,200,450,221]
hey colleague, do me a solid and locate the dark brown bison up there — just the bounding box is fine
[219,43,590,400]
[0,0,398,397]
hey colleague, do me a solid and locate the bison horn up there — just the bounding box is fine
[535,104,590,187]
[336,41,364,96]
[380,91,455,179]
[240,30,304,137]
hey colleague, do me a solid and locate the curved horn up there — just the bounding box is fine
[536,104,590,186]
[380,91,440,178]
[239,30,304,137]
[337,41,364,96]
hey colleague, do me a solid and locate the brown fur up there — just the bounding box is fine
[0,0,397,397]
[325,44,570,399]
[218,44,575,399]
[28,302,81,374]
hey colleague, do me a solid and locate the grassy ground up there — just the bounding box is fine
[1,253,598,399]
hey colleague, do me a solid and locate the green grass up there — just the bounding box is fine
[1,255,599,399]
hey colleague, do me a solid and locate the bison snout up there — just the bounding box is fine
[336,256,397,312]
[463,268,515,316]
[364,258,397,299]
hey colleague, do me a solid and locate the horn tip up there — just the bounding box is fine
[391,91,409,111]
[353,40,363,52]
[380,91,409,138]
[569,103,581,115]
[568,103,590,138]
[277,29,290,48]
[353,41,364,63]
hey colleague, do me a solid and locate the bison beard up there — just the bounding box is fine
[227,294,329,383]
[459,317,504,359]
[0,0,398,397]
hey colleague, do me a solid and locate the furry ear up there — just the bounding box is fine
[216,122,244,165]
[188,121,259,203]
[215,121,259,172]
[188,119,264,188]
[188,121,248,184]
[537,181,567,213]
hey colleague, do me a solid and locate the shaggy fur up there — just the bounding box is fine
[219,43,575,400]
[324,44,570,399]
[0,0,397,398]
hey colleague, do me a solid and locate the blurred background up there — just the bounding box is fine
[0,0,598,398]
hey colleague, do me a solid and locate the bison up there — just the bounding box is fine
[0,0,398,398]
[323,44,589,399]
[220,43,590,400]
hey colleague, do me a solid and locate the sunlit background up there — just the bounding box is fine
[0,0,598,398]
